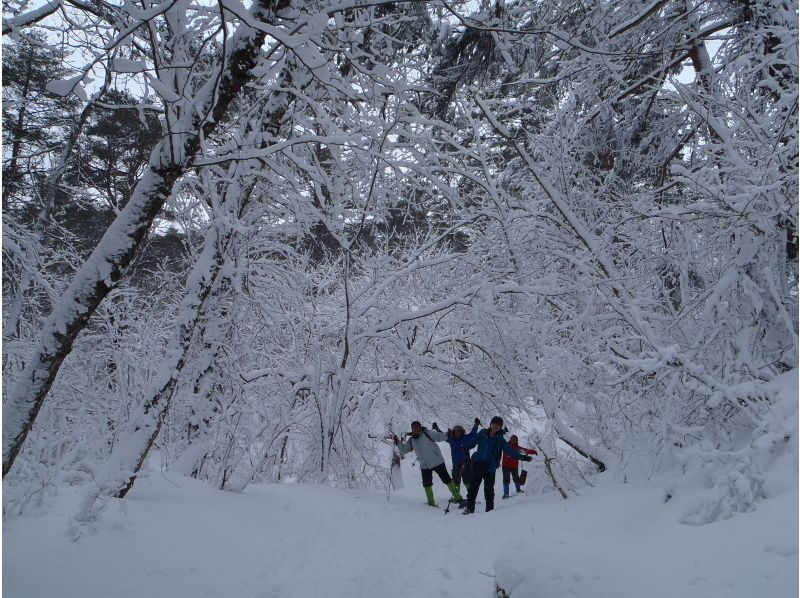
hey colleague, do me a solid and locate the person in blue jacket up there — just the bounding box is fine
[462,416,532,514]
[435,418,480,495]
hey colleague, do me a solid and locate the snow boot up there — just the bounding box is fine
[501,494,509,500]
[447,481,463,502]
[424,486,437,507]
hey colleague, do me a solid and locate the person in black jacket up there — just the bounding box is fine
[462,416,532,514]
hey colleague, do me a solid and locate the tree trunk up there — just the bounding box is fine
[3,48,33,208]
[79,70,298,511]
[2,0,292,479]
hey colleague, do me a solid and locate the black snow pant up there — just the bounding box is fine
[466,461,496,512]
[451,458,472,487]
[502,466,521,490]
[421,462,452,487]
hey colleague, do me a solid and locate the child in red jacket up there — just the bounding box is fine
[501,435,537,499]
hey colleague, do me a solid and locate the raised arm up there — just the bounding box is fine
[464,421,480,443]
[463,431,481,451]
[426,428,448,442]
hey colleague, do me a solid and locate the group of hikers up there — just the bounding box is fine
[392,416,537,514]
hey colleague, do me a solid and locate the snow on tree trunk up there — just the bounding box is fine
[78,69,299,513]
[2,0,292,478]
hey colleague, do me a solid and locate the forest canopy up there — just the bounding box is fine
[2,0,797,524]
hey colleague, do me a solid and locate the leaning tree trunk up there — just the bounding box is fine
[74,216,241,520]
[78,74,300,518]
[2,0,293,478]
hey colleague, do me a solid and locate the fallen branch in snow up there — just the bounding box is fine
[539,447,568,500]
[556,432,607,473]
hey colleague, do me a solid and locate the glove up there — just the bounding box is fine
[529,450,538,455]
[474,418,481,426]
[432,422,441,432]
[522,455,533,462]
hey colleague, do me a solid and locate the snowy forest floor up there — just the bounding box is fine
[3,447,797,598]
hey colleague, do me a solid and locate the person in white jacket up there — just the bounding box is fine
[394,421,465,507]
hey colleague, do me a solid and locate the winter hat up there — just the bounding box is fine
[490,416,503,426]
[411,420,422,428]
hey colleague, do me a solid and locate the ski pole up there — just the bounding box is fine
[386,424,397,501]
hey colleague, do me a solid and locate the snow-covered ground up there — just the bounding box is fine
[4,448,797,598]
[4,372,798,598]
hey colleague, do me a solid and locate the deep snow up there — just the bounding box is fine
[3,376,798,598]
[4,456,797,597]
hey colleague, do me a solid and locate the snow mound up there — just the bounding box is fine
[493,474,797,597]
[679,370,799,526]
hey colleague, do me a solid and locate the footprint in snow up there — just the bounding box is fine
[765,544,798,557]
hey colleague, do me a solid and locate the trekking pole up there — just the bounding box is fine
[386,423,397,501]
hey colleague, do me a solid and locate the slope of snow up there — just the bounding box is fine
[492,369,799,597]
[4,461,796,597]
[4,373,797,598]
[494,474,797,598]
